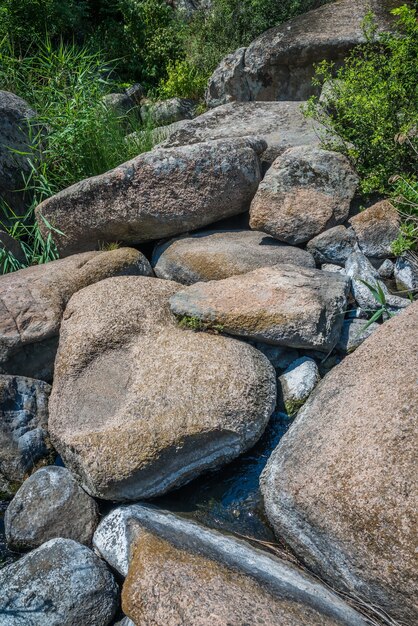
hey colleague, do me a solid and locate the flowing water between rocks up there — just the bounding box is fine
[0,412,291,568]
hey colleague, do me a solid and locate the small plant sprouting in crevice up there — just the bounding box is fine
[356,279,394,335]
[177,315,224,334]
[98,241,121,251]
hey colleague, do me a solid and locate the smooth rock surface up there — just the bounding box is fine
[278,357,320,416]
[153,229,315,284]
[36,138,264,257]
[307,226,356,266]
[49,276,276,500]
[5,466,99,551]
[349,201,400,258]
[206,0,403,106]
[0,90,40,214]
[261,303,418,624]
[0,375,51,496]
[335,318,380,354]
[93,504,366,625]
[345,249,409,312]
[170,264,350,352]
[249,146,359,244]
[160,101,324,166]
[0,247,152,381]
[0,538,118,625]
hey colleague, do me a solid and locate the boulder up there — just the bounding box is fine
[349,201,400,258]
[335,318,380,354]
[153,229,315,284]
[170,264,350,352]
[92,504,366,625]
[0,538,118,626]
[378,258,394,279]
[394,253,418,292]
[102,92,139,117]
[48,276,276,500]
[261,302,418,624]
[36,138,264,257]
[0,230,26,265]
[249,146,359,244]
[278,357,320,416]
[160,101,325,167]
[345,249,409,312]
[5,466,99,551]
[0,375,52,497]
[0,248,152,381]
[307,226,356,266]
[206,0,403,106]
[322,263,346,275]
[0,91,41,215]
[141,97,196,125]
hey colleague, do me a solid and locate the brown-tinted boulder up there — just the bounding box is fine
[0,248,152,381]
[169,264,350,352]
[153,229,315,284]
[249,146,359,245]
[206,0,403,106]
[160,101,325,167]
[36,138,264,257]
[349,200,400,258]
[261,303,418,624]
[48,276,276,500]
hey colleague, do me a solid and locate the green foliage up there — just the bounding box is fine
[178,315,224,333]
[304,6,418,196]
[357,279,394,334]
[158,59,208,100]
[0,0,88,51]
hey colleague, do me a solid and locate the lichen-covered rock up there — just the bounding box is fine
[153,229,315,284]
[206,0,403,106]
[349,201,400,258]
[261,303,418,624]
[93,504,366,625]
[0,90,41,214]
[0,248,151,381]
[0,538,118,626]
[278,357,320,416]
[170,264,350,352]
[345,249,409,312]
[160,101,324,167]
[249,146,359,245]
[378,258,395,279]
[5,466,99,551]
[307,226,356,266]
[141,97,196,125]
[36,138,264,257]
[0,375,52,497]
[49,276,276,500]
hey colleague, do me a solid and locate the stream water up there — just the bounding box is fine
[0,412,291,568]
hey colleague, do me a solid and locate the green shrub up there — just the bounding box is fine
[158,59,208,100]
[304,6,418,196]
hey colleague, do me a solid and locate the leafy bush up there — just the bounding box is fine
[157,59,208,100]
[304,6,418,196]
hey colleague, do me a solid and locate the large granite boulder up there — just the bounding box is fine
[36,138,264,257]
[159,101,325,167]
[0,91,40,215]
[153,229,315,284]
[0,248,151,381]
[0,538,118,626]
[141,97,196,125]
[169,264,350,352]
[92,504,366,625]
[5,466,99,551]
[249,146,359,245]
[206,0,403,106]
[48,276,276,500]
[307,226,356,266]
[349,200,400,258]
[0,375,52,497]
[261,303,418,624]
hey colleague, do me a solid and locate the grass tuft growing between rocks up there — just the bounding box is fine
[178,315,224,334]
